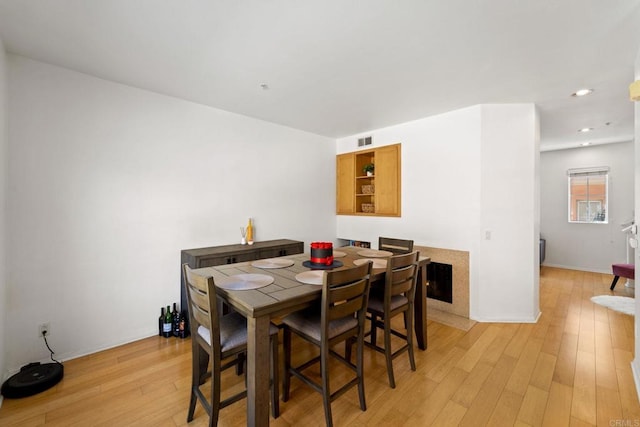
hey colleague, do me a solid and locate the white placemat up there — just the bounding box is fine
[357,249,394,258]
[217,274,274,290]
[295,271,324,285]
[333,250,347,258]
[353,258,388,269]
[251,258,295,269]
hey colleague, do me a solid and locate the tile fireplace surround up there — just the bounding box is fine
[415,245,470,321]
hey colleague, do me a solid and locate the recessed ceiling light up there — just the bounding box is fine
[578,127,594,133]
[580,142,592,146]
[572,88,593,97]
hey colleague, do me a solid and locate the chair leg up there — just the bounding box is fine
[370,314,378,346]
[236,353,245,375]
[270,334,280,418]
[208,355,221,427]
[406,307,416,371]
[282,327,291,402]
[356,334,367,411]
[198,346,210,385]
[610,275,620,290]
[383,316,396,389]
[345,337,353,363]
[188,343,207,422]
[187,385,198,422]
[320,342,333,427]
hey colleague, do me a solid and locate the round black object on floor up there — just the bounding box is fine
[1,362,63,398]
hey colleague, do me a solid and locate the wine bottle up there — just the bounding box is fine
[163,305,172,338]
[178,311,187,338]
[172,303,180,337]
[158,307,165,337]
[246,218,253,245]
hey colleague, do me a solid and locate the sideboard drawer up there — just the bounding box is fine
[258,242,304,259]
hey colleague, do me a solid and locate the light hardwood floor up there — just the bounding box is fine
[1,267,639,426]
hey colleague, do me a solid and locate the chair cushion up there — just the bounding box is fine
[367,293,408,314]
[282,309,357,342]
[612,263,635,280]
[198,312,278,352]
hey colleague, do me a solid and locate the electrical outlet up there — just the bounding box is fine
[39,323,50,338]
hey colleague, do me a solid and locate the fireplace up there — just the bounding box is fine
[415,245,469,320]
[427,262,453,304]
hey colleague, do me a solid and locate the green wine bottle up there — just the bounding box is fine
[158,307,165,336]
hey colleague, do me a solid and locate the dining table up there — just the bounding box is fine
[192,245,431,427]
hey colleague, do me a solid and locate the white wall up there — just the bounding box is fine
[476,104,540,321]
[336,104,540,322]
[336,106,483,250]
[5,55,336,372]
[0,36,8,393]
[540,142,634,273]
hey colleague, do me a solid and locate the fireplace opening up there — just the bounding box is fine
[427,262,453,304]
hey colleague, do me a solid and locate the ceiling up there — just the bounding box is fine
[0,1,639,151]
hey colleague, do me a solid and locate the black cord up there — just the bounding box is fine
[42,333,62,365]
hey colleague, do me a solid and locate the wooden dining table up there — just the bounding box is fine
[192,245,430,427]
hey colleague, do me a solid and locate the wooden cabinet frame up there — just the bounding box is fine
[336,143,401,216]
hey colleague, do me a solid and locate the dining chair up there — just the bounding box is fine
[378,237,414,254]
[357,251,419,388]
[182,264,280,426]
[281,262,373,427]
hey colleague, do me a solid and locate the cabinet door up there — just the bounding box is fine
[198,252,256,267]
[258,243,302,259]
[336,153,355,214]
[374,144,401,216]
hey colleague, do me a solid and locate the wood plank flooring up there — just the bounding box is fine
[0,266,638,426]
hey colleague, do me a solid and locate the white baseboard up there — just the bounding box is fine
[6,328,158,378]
[471,310,541,324]
[541,263,611,275]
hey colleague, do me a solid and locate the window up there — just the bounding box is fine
[568,167,609,223]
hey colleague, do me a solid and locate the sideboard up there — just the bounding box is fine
[179,239,304,311]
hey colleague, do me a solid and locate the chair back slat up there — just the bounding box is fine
[328,278,368,303]
[182,264,220,349]
[389,265,416,296]
[329,294,366,320]
[191,304,212,330]
[321,262,372,338]
[185,266,209,292]
[379,237,414,254]
[187,287,212,317]
[385,251,419,303]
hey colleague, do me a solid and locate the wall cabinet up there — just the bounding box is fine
[336,143,401,216]
[180,239,304,310]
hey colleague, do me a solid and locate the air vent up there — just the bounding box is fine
[357,136,373,147]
